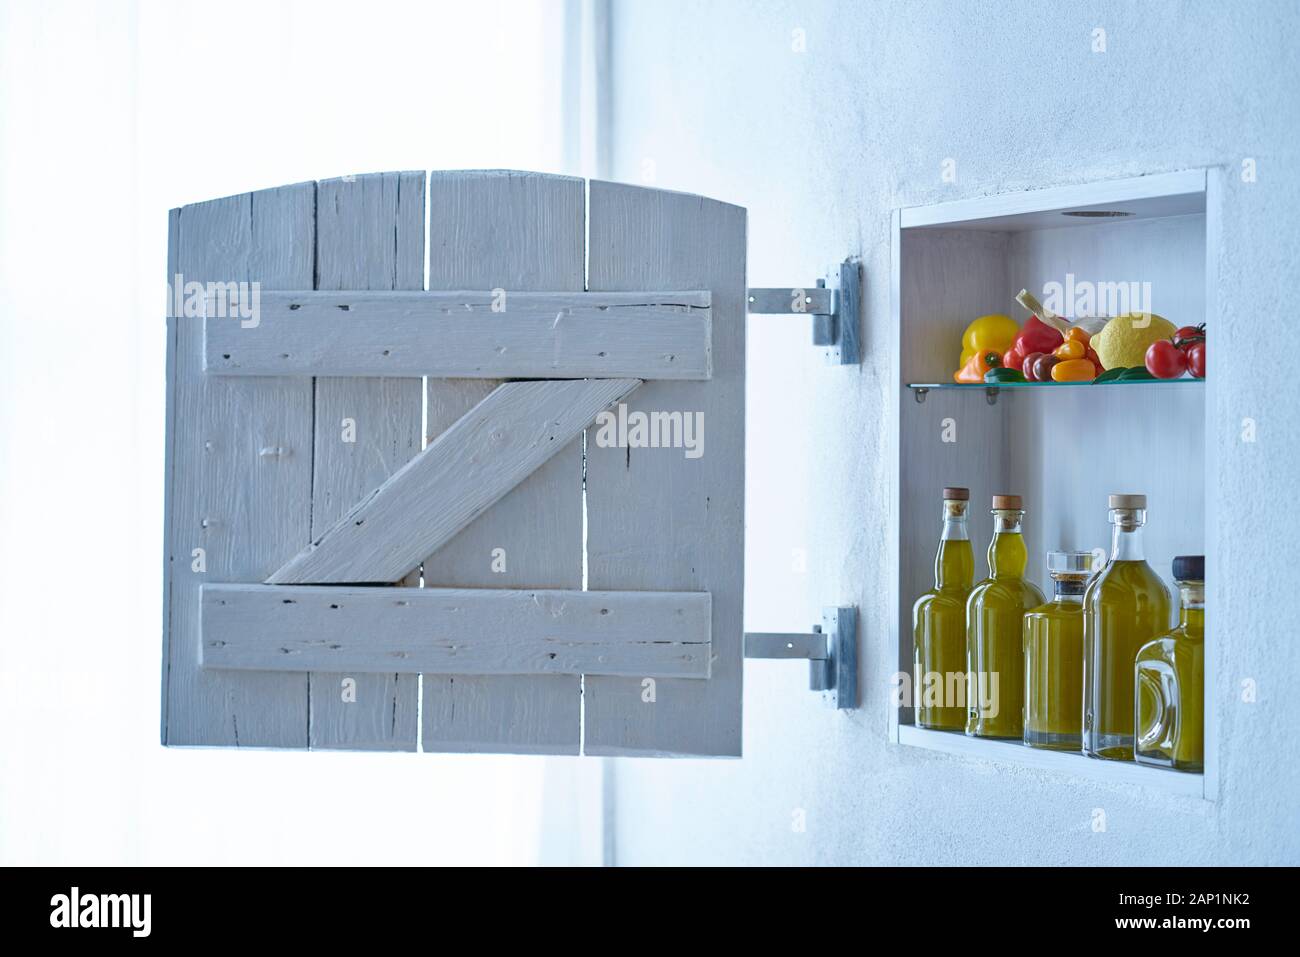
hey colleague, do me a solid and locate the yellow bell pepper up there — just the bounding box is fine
[956,314,1018,379]
[961,314,1019,355]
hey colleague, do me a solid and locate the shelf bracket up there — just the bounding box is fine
[743,605,858,709]
[746,259,861,365]
[907,384,1000,404]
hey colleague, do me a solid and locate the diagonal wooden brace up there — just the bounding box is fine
[267,377,642,584]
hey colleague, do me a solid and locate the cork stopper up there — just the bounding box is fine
[1108,493,1147,509]
[942,487,970,501]
[991,494,1023,510]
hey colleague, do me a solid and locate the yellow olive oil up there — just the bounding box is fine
[966,496,1045,739]
[1083,494,1173,761]
[1135,556,1205,772]
[913,488,974,731]
[1022,551,1094,750]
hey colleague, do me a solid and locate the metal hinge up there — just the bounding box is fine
[743,606,858,709]
[746,259,861,365]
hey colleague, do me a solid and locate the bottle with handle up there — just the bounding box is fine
[1134,556,1205,772]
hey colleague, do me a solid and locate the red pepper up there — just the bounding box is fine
[1014,314,1064,357]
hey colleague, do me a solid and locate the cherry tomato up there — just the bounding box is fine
[1186,341,1205,378]
[1174,324,1206,352]
[1021,352,1044,380]
[1066,327,1091,345]
[1085,346,1102,369]
[1003,346,1023,372]
[1032,354,1059,382]
[1054,338,1085,360]
[1145,339,1188,378]
[1051,358,1097,382]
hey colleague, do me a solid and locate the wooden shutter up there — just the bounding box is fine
[162,170,745,757]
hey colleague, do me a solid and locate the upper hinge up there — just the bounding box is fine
[745,259,861,365]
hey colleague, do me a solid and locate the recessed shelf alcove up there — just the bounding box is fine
[887,169,1219,799]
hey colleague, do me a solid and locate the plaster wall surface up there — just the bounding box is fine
[604,0,1300,866]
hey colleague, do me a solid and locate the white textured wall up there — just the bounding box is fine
[605,0,1300,865]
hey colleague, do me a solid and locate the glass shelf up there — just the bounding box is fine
[907,377,1205,391]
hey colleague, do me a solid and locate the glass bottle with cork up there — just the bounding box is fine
[966,494,1045,739]
[1022,550,1094,750]
[913,487,975,731]
[1083,493,1173,760]
[1134,555,1205,772]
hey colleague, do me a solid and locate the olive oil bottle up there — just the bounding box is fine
[966,495,1045,739]
[1135,556,1205,772]
[1083,494,1173,760]
[913,487,975,731]
[1023,551,1095,750]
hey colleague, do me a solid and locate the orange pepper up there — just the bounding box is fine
[1051,358,1097,382]
[1054,338,1086,360]
[954,350,1000,383]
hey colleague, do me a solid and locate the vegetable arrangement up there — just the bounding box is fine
[950,290,1206,385]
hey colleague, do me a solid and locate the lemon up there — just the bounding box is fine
[1089,313,1177,370]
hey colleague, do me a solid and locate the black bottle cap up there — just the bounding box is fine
[1172,555,1205,581]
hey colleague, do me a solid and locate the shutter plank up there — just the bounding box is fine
[163,183,316,747]
[583,181,747,756]
[160,207,180,744]
[308,171,424,750]
[422,170,587,754]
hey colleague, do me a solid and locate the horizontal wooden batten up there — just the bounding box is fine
[203,290,712,380]
[201,585,712,678]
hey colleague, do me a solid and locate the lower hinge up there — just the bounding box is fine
[746,259,862,365]
[743,605,858,709]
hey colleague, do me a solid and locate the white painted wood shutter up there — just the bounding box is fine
[162,170,745,756]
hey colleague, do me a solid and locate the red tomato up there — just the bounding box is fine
[1145,340,1188,378]
[1174,324,1206,352]
[1186,341,1206,378]
[1021,352,1044,380]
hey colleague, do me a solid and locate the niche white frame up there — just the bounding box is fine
[886,169,1221,800]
